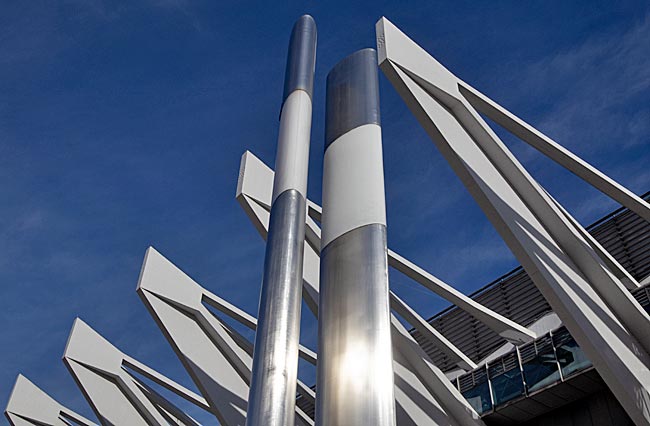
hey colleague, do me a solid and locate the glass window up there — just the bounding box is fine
[552,327,592,378]
[519,334,560,393]
[458,367,492,414]
[488,353,524,406]
[463,383,492,414]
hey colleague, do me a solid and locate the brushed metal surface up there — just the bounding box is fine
[282,15,317,104]
[246,189,306,426]
[317,224,396,426]
[325,48,381,148]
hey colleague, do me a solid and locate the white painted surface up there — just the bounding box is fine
[393,349,453,426]
[238,150,535,348]
[138,247,315,426]
[63,319,194,426]
[321,123,386,247]
[389,249,536,344]
[459,81,650,223]
[272,90,312,202]
[378,16,650,355]
[390,291,476,371]
[237,151,273,209]
[5,375,96,426]
[377,16,650,425]
[392,317,485,426]
[239,150,484,425]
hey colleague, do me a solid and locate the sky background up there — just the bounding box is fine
[1,0,649,424]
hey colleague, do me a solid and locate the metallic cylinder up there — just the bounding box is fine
[246,15,316,426]
[317,48,396,426]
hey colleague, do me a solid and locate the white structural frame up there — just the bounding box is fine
[137,247,314,426]
[5,375,96,426]
[238,150,534,361]
[4,15,649,426]
[63,318,207,426]
[375,17,650,425]
[237,150,486,426]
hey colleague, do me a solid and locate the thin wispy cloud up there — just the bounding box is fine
[484,14,650,224]
[529,15,650,151]
[1,2,648,424]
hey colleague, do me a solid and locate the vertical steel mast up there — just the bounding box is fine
[245,14,317,426]
[317,48,396,426]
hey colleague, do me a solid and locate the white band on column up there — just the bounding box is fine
[321,123,386,248]
[272,89,312,203]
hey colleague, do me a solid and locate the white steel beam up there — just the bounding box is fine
[393,348,455,426]
[388,250,535,344]
[240,151,536,347]
[238,149,483,425]
[458,83,650,223]
[392,317,485,426]
[237,150,535,346]
[377,17,650,355]
[305,192,535,345]
[390,292,476,371]
[137,247,314,426]
[63,318,202,426]
[376,17,650,425]
[545,189,639,290]
[5,375,96,426]
[237,151,320,317]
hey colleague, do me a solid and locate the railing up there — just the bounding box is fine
[417,191,650,374]
[454,325,593,414]
[455,279,650,416]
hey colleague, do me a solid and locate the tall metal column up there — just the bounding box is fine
[317,48,396,426]
[246,14,316,426]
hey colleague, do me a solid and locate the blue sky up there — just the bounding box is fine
[1,0,649,424]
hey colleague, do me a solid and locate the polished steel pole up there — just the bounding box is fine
[246,14,316,426]
[317,48,396,426]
